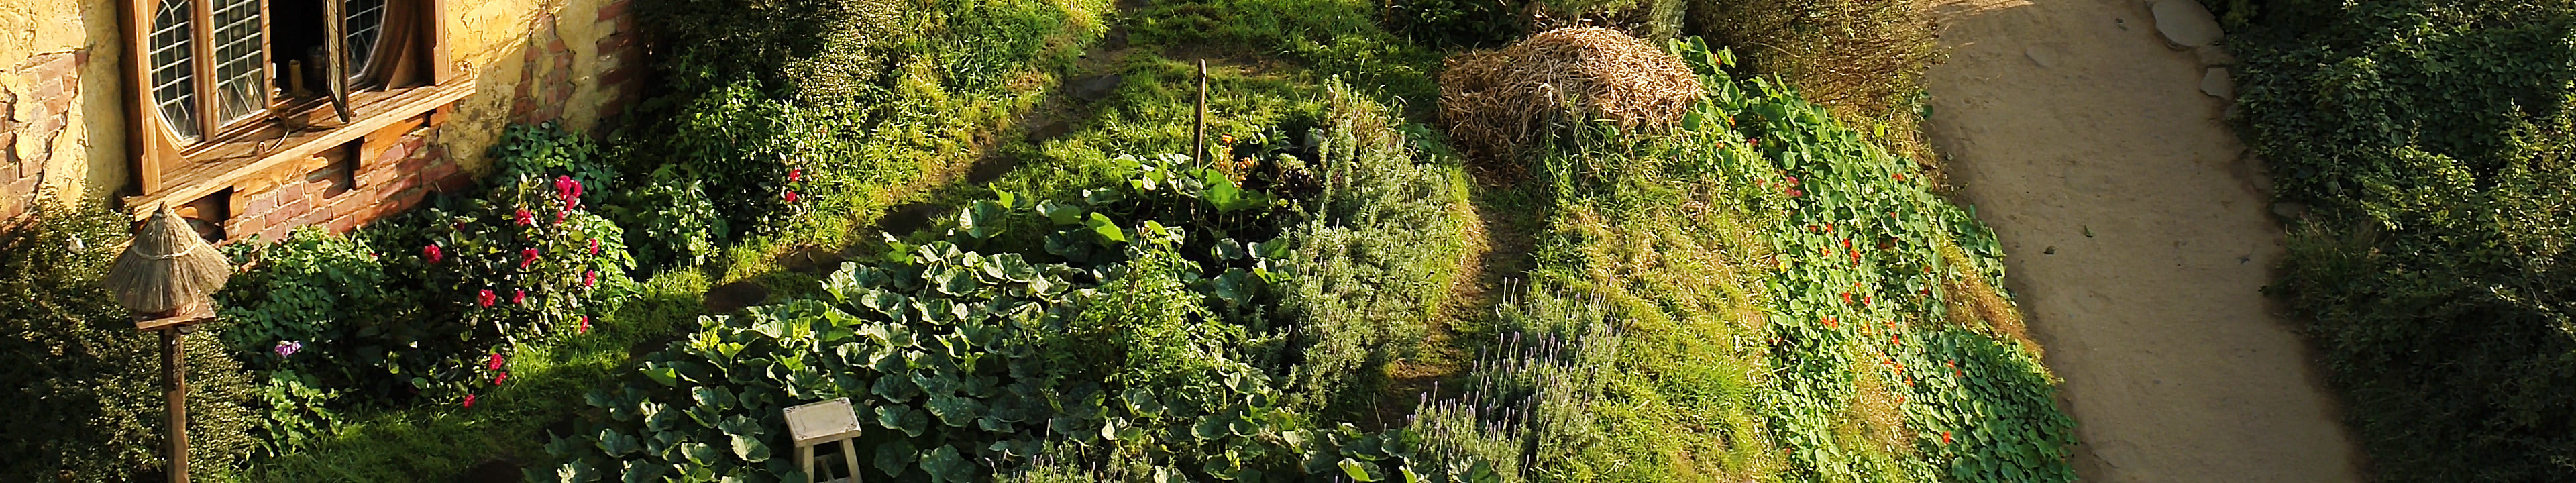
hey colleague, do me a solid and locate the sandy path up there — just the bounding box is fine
[1918,1,2367,480]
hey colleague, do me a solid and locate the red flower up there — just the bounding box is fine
[557,208,570,223]
[784,191,800,203]
[1941,431,1951,444]
[788,168,803,184]
[1891,335,1902,345]
[584,270,598,288]
[1823,316,1837,328]
[486,352,505,370]
[588,238,600,256]
[520,248,541,269]
[515,209,535,227]
[493,372,508,385]
[1894,173,1907,182]
[1841,292,1853,304]
[477,289,496,307]
[1787,189,1803,198]
[578,315,592,334]
[512,289,527,305]
[423,244,443,264]
[462,394,476,408]
[554,176,583,204]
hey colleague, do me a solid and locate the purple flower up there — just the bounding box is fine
[274,341,303,357]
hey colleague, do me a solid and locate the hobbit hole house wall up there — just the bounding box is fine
[0,0,645,240]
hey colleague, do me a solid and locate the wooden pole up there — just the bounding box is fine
[1195,60,1210,168]
[162,326,189,483]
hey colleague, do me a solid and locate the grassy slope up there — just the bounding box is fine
[1480,48,2073,482]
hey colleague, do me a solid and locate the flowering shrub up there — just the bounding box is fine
[219,158,637,408]
[369,173,638,402]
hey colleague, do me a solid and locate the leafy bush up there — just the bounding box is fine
[2229,1,2576,480]
[219,133,639,407]
[0,197,261,482]
[1384,0,1525,49]
[1277,80,1468,413]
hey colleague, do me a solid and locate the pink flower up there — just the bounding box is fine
[462,394,476,408]
[584,270,598,288]
[512,289,527,305]
[274,341,303,357]
[477,289,496,307]
[784,191,800,203]
[486,352,505,370]
[557,208,570,223]
[520,248,541,270]
[588,238,600,256]
[423,244,444,264]
[516,209,535,227]
[788,168,803,183]
[493,372,508,385]
[578,315,592,334]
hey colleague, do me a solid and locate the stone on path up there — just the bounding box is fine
[2201,67,2233,99]
[2152,0,2224,48]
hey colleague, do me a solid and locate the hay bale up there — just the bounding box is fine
[1438,27,1702,160]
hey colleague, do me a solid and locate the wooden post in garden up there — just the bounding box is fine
[1195,60,1210,167]
[159,324,191,483]
[106,206,233,483]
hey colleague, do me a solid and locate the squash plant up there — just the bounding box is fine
[545,155,1432,482]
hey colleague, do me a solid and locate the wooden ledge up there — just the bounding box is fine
[124,76,478,219]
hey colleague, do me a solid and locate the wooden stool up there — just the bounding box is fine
[783,398,866,483]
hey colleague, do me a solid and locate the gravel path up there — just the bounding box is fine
[1919,1,2367,480]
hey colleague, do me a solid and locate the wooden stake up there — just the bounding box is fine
[163,327,189,483]
[1195,60,1210,167]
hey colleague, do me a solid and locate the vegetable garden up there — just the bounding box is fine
[1,0,2084,481]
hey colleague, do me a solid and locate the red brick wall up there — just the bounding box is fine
[219,125,472,244]
[2,50,79,221]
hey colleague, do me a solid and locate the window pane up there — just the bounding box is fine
[210,0,264,123]
[148,0,199,142]
[343,0,387,76]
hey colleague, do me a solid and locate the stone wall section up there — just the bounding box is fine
[2,50,79,221]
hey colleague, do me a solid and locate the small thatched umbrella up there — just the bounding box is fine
[107,205,232,316]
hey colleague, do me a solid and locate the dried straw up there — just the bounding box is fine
[1439,27,1702,160]
[107,205,231,315]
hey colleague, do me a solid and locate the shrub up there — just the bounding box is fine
[1278,80,1469,413]
[219,135,639,407]
[2231,1,2576,480]
[0,197,260,482]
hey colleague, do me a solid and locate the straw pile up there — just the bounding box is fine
[1439,27,1702,160]
[106,205,231,315]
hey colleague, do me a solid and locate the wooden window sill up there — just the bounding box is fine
[124,76,477,217]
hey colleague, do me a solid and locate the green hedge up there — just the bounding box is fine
[2229,1,2576,480]
[0,197,260,482]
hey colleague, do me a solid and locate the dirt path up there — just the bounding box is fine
[1918,1,2365,480]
